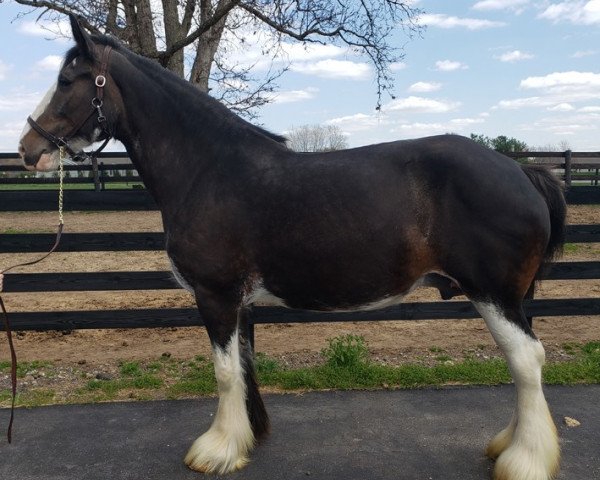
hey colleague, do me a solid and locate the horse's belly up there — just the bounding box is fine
[243,275,426,312]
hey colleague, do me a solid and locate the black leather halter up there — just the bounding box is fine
[27,45,113,162]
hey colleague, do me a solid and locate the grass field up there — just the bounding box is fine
[2,336,599,407]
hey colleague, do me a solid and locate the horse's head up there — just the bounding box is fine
[19,15,118,171]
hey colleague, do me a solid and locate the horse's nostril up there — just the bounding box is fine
[18,143,25,157]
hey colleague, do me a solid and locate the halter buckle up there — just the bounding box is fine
[95,75,106,87]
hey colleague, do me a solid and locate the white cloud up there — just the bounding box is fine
[325,108,483,140]
[17,19,71,40]
[383,96,460,114]
[547,103,575,112]
[390,62,407,72]
[449,117,485,126]
[0,59,10,80]
[572,50,597,58]
[392,122,448,136]
[290,59,371,80]
[408,81,442,93]
[217,27,347,73]
[496,71,600,110]
[496,96,549,109]
[270,87,319,104]
[285,44,345,62]
[472,0,529,11]
[0,120,29,150]
[520,71,600,90]
[326,113,387,132]
[495,50,534,62]
[0,91,43,111]
[35,55,63,72]
[420,13,506,29]
[520,113,599,135]
[435,60,469,71]
[579,106,600,112]
[539,1,600,25]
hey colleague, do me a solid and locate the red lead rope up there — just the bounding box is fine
[0,295,17,443]
[1,222,64,443]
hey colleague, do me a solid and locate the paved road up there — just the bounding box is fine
[1,385,598,480]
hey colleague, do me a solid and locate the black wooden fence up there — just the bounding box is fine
[1,153,599,345]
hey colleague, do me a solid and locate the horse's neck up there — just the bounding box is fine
[115,75,232,212]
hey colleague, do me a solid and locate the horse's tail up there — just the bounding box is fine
[521,164,567,267]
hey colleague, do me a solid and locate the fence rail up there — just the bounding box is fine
[2,225,598,253]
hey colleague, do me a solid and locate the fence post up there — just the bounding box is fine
[91,156,101,192]
[100,161,106,191]
[564,150,572,189]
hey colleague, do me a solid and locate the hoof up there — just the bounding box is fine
[492,441,560,480]
[184,429,253,475]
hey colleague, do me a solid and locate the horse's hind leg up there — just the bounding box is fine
[184,290,268,474]
[473,300,560,480]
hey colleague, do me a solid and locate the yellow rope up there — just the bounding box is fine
[58,146,65,225]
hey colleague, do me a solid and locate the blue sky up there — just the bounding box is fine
[1,0,599,151]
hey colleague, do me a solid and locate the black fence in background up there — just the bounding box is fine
[1,151,599,344]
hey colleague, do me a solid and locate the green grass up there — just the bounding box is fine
[255,339,600,391]
[0,360,53,379]
[562,243,600,256]
[1,339,599,407]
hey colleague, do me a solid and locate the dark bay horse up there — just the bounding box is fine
[19,16,566,480]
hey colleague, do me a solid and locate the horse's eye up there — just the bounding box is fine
[58,76,72,87]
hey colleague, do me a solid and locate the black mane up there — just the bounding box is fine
[63,34,288,146]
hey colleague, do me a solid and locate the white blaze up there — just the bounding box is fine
[20,82,57,141]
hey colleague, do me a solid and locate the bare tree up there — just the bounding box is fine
[287,124,348,152]
[12,0,423,116]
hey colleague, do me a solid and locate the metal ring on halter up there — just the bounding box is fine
[92,97,103,108]
[95,75,106,87]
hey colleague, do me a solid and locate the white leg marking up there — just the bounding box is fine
[474,302,560,480]
[185,331,254,474]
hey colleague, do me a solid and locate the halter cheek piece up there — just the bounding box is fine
[27,45,113,162]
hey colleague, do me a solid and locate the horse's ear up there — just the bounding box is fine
[69,14,94,60]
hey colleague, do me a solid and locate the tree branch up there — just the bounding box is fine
[14,0,102,35]
[156,0,240,62]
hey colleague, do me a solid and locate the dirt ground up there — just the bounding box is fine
[0,205,598,375]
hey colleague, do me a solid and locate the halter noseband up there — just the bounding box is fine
[27,45,113,162]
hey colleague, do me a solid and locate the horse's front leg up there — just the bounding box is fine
[184,287,268,474]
